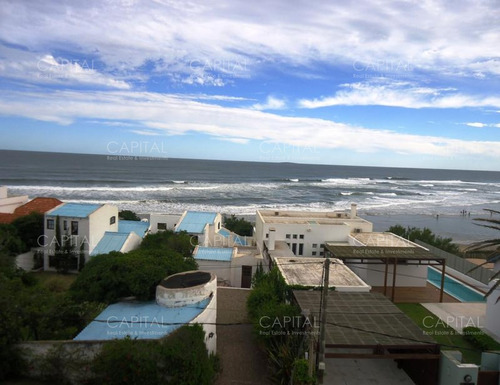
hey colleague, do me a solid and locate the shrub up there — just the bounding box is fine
[70,249,197,303]
[463,327,500,351]
[223,214,253,236]
[90,325,218,385]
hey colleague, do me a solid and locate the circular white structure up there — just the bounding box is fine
[156,270,216,308]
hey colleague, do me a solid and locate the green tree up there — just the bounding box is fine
[388,225,460,254]
[11,212,44,251]
[70,249,197,303]
[90,325,217,385]
[119,210,141,221]
[223,214,253,236]
[140,230,195,258]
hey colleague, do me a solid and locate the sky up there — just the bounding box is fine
[0,0,500,170]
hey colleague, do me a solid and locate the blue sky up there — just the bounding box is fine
[0,1,500,170]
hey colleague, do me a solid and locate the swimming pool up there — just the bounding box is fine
[427,267,486,302]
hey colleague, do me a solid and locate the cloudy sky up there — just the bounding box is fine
[1,0,499,170]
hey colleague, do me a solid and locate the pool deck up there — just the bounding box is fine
[422,303,486,333]
[372,283,459,303]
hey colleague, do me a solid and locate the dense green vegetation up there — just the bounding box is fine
[247,267,313,385]
[90,325,218,385]
[0,226,199,382]
[223,214,253,236]
[463,327,500,351]
[119,210,141,221]
[397,303,481,364]
[388,225,460,254]
[70,231,197,303]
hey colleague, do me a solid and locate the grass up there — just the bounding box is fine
[28,271,77,292]
[397,303,482,364]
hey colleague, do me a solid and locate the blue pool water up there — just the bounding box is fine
[427,267,486,302]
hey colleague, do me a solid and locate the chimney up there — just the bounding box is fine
[350,203,357,219]
[268,228,276,251]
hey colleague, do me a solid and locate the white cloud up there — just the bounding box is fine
[1,89,499,159]
[465,122,500,128]
[0,47,130,89]
[299,80,500,109]
[466,122,487,128]
[0,0,499,83]
[129,129,161,136]
[252,96,287,110]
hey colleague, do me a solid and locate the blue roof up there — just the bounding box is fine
[74,297,210,341]
[218,228,247,246]
[90,232,130,256]
[48,203,102,218]
[194,247,233,262]
[119,220,150,238]
[175,211,217,234]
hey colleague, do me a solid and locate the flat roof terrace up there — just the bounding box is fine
[258,210,371,226]
[274,257,370,291]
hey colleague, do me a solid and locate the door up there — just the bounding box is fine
[241,265,252,288]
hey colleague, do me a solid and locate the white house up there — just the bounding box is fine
[255,204,373,258]
[175,211,222,246]
[0,186,29,213]
[43,202,150,270]
[140,213,182,233]
[193,246,263,288]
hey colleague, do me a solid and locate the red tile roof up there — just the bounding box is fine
[0,198,63,224]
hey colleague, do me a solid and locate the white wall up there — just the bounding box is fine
[120,232,143,254]
[347,263,428,287]
[0,195,29,213]
[196,260,232,285]
[191,291,217,354]
[439,351,478,385]
[230,250,262,288]
[88,204,119,255]
[485,279,500,340]
[148,214,182,233]
[43,215,90,270]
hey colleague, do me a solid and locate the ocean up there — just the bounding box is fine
[1,150,500,243]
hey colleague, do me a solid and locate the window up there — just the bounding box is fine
[71,221,78,235]
[312,251,317,256]
[110,216,116,225]
[285,234,291,239]
[47,219,54,230]
[292,243,297,254]
[63,220,68,230]
[320,243,325,248]
[299,234,304,239]
[312,243,318,248]
[286,243,290,248]
[265,233,269,239]
[298,243,304,255]
[319,251,324,256]
[157,223,167,230]
[293,234,297,239]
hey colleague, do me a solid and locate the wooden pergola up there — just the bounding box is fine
[324,244,447,302]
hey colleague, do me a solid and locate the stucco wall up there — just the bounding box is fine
[88,204,118,254]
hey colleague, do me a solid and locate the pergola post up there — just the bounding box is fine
[383,257,389,296]
[391,258,398,302]
[439,261,446,303]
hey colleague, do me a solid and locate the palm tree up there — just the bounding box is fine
[465,209,500,301]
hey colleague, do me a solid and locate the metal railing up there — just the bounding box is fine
[416,240,494,284]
